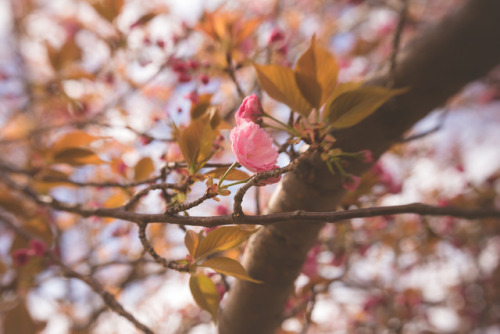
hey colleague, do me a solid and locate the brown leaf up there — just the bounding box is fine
[194,226,258,260]
[200,257,263,283]
[189,274,220,322]
[51,130,100,153]
[90,0,124,22]
[191,94,213,120]
[325,86,408,129]
[47,38,82,71]
[254,63,313,117]
[174,116,217,170]
[185,230,200,257]
[133,157,155,181]
[294,36,339,108]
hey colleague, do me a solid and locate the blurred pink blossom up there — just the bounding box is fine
[268,28,285,44]
[29,239,47,256]
[12,249,31,266]
[343,175,361,191]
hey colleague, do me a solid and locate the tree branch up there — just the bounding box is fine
[2,171,500,226]
[218,1,500,333]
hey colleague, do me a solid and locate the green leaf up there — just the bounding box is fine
[204,167,250,181]
[194,226,257,260]
[294,35,339,108]
[185,230,200,257]
[253,63,313,117]
[189,274,220,322]
[133,157,155,181]
[326,86,408,129]
[200,257,263,283]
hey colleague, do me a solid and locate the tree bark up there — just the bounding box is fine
[218,1,500,333]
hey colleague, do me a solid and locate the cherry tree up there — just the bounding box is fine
[1,0,500,333]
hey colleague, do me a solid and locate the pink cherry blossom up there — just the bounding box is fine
[359,149,373,163]
[342,175,361,191]
[29,239,47,256]
[12,249,31,266]
[235,94,263,126]
[230,121,278,173]
[268,28,285,44]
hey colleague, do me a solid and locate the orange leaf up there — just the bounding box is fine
[254,63,313,117]
[90,0,124,22]
[133,157,155,181]
[325,86,408,128]
[189,274,220,322]
[51,130,100,154]
[52,147,104,166]
[294,36,339,108]
[194,226,257,260]
[185,230,200,257]
[200,257,263,283]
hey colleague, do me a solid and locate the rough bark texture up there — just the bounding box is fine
[218,1,500,333]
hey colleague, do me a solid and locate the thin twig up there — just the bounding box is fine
[225,52,245,99]
[2,172,500,227]
[233,146,316,216]
[0,211,154,334]
[124,183,188,211]
[137,223,189,272]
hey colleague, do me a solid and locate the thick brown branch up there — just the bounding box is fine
[219,1,500,333]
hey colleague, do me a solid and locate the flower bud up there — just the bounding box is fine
[235,94,263,126]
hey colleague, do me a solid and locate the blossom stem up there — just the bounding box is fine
[262,112,300,136]
[218,161,239,187]
[221,178,252,189]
